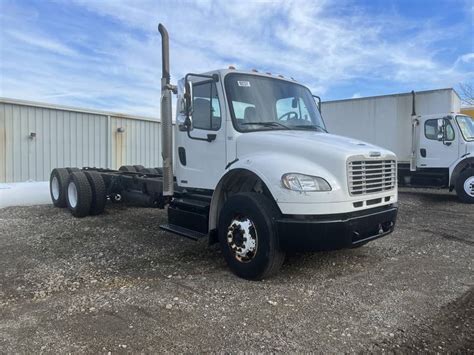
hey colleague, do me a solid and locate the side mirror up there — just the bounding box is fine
[437,118,445,141]
[183,80,193,130]
[291,98,298,108]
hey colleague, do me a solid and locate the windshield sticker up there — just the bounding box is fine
[237,81,251,87]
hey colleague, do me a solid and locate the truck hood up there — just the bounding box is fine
[236,130,395,161]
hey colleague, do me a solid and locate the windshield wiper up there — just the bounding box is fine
[241,121,291,129]
[292,124,328,132]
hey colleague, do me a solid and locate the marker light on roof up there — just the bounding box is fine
[266,72,272,75]
[251,69,258,72]
[228,65,236,70]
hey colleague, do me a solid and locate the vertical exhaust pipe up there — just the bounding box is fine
[410,90,417,172]
[158,23,174,196]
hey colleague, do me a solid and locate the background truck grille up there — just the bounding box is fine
[348,160,396,195]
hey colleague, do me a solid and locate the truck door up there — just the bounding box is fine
[175,79,227,190]
[417,117,459,168]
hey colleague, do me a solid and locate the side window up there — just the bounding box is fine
[424,119,455,141]
[424,120,439,140]
[192,82,221,130]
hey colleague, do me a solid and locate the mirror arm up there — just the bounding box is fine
[312,95,322,114]
[166,83,177,94]
[185,73,219,82]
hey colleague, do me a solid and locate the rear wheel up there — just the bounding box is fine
[67,172,93,218]
[218,192,285,280]
[133,165,145,171]
[119,165,137,172]
[84,171,107,215]
[50,168,70,207]
[139,167,159,174]
[456,169,474,203]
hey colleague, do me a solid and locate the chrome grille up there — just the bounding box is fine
[348,160,396,196]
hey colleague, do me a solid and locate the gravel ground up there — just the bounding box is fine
[0,188,473,353]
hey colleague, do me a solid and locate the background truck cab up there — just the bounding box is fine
[322,89,474,203]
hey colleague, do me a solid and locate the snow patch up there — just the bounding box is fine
[0,181,51,208]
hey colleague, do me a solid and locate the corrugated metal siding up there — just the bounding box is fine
[0,99,162,183]
[110,116,161,169]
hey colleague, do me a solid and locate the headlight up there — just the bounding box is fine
[281,173,331,192]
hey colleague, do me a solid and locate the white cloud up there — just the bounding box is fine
[6,30,77,56]
[1,0,473,115]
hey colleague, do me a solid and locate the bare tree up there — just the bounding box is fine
[458,82,474,106]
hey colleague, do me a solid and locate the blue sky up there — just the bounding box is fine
[1,0,473,116]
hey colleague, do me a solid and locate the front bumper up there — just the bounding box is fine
[277,204,398,251]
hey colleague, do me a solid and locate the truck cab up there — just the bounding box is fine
[162,65,398,279]
[409,113,474,202]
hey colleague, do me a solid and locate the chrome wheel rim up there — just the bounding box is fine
[51,176,60,200]
[68,181,78,208]
[227,216,258,263]
[464,176,474,197]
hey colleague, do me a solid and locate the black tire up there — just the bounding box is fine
[66,172,93,218]
[455,169,474,203]
[218,192,285,280]
[83,171,107,215]
[139,168,159,174]
[154,167,164,175]
[66,167,80,173]
[119,165,137,172]
[50,168,70,207]
[133,165,145,171]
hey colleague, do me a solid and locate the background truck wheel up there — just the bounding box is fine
[456,169,474,203]
[119,165,137,172]
[133,165,145,171]
[154,167,164,175]
[83,171,107,215]
[50,168,70,207]
[66,167,80,173]
[218,192,285,280]
[66,172,93,218]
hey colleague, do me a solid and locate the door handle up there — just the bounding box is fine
[420,148,426,157]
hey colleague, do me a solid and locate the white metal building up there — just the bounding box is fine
[0,98,162,183]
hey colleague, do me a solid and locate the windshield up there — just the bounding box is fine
[456,115,474,141]
[224,73,326,132]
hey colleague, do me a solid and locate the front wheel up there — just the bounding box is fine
[456,169,474,203]
[218,192,285,280]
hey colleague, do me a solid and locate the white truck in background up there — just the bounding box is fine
[322,89,474,203]
[48,24,398,280]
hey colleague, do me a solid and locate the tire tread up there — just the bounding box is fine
[84,171,107,215]
[67,172,93,218]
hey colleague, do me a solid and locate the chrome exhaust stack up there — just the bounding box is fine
[410,90,418,172]
[158,23,174,196]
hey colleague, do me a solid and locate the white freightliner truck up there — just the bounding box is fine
[322,89,474,203]
[49,24,398,280]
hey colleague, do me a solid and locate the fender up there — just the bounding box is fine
[208,153,342,231]
[449,155,474,189]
